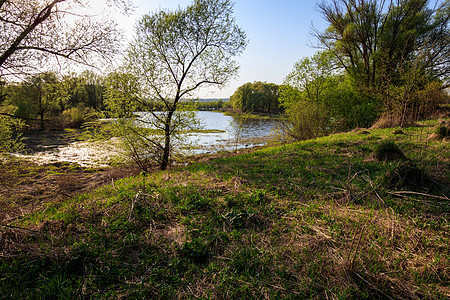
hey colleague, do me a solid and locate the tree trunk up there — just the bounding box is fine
[40,112,45,131]
[160,111,173,170]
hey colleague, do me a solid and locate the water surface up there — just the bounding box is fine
[187,111,280,154]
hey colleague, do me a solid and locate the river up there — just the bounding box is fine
[15,111,282,167]
[184,111,281,154]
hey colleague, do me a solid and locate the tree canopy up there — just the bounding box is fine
[315,0,449,90]
[230,81,281,113]
[308,0,450,126]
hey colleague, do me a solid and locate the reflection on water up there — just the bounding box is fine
[186,111,281,154]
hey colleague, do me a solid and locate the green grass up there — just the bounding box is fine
[0,120,449,299]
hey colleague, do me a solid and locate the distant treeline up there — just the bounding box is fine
[196,99,231,110]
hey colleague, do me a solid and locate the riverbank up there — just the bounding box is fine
[1,118,449,299]
[9,111,282,166]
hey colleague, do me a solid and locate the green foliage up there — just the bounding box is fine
[281,50,381,139]
[126,0,247,170]
[316,0,449,123]
[3,71,106,130]
[0,115,24,153]
[230,81,281,113]
[279,86,330,140]
[103,71,142,118]
[60,105,96,129]
[284,51,335,104]
[196,99,227,110]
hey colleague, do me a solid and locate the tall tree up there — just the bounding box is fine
[0,0,129,78]
[315,0,449,90]
[126,0,247,170]
[315,0,449,125]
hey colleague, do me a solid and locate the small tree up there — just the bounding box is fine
[126,0,247,170]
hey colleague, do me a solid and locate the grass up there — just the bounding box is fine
[0,119,448,299]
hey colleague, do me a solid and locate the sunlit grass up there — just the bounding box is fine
[1,118,448,299]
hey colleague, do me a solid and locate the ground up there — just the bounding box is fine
[0,120,448,299]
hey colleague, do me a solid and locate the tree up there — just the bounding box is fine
[284,51,336,104]
[0,0,128,78]
[314,0,449,124]
[62,71,105,110]
[126,0,247,170]
[13,72,65,130]
[230,81,281,113]
[281,50,379,135]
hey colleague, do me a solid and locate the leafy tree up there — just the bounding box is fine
[230,81,281,113]
[13,72,66,130]
[315,0,449,124]
[125,0,247,170]
[284,51,336,104]
[281,50,379,137]
[61,71,105,110]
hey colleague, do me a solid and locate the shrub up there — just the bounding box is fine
[0,115,24,153]
[60,106,95,128]
[384,162,430,191]
[373,141,406,162]
[434,120,449,137]
[282,100,330,141]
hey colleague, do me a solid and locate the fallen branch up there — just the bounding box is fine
[386,191,449,201]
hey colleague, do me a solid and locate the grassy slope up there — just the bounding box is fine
[1,121,449,299]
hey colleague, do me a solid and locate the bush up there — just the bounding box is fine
[373,141,406,162]
[0,116,24,153]
[384,162,430,191]
[60,106,95,129]
[434,120,449,137]
[283,101,330,141]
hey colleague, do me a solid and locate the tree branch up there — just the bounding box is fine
[0,0,65,69]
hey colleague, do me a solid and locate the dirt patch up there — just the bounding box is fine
[0,160,140,223]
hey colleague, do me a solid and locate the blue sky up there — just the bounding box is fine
[120,0,328,98]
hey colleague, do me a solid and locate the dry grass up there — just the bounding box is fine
[0,120,448,299]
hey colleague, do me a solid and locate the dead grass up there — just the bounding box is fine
[0,120,448,299]
[0,160,139,223]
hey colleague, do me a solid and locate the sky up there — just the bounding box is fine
[110,0,329,99]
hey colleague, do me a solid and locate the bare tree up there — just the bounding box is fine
[0,0,131,78]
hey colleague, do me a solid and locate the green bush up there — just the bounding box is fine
[283,100,330,141]
[60,105,95,128]
[0,115,24,153]
[434,120,449,137]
